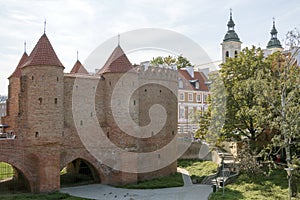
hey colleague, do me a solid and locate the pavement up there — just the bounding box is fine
[61,167,212,200]
[61,184,213,200]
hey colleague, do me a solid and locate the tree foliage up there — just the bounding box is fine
[255,29,300,168]
[150,55,192,69]
[218,47,273,152]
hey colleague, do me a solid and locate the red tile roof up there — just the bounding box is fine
[96,45,133,74]
[23,34,64,68]
[178,69,209,91]
[9,52,28,78]
[178,70,194,90]
[70,60,89,74]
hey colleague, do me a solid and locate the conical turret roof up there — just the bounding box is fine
[23,33,64,68]
[9,52,28,78]
[70,60,89,74]
[97,45,133,75]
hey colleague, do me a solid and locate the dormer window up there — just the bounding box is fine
[195,82,199,89]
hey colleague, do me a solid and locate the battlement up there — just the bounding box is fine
[135,65,178,82]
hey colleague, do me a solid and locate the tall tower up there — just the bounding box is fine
[20,33,64,140]
[3,44,28,132]
[266,19,282,52]
[221,10,242,63]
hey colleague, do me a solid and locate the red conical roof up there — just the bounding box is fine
[8,52,28,78]
[97,45,133,74]
[70,60,89,74]
[23,34,64,68]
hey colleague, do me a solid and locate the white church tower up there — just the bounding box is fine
[221,10,242,63]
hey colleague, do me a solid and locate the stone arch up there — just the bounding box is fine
[0,156,33,193]
[60,154,104,186]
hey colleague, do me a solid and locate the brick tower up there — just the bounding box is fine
[18,33,64,192]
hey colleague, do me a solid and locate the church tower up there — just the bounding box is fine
[266,19,283,52]
[221,10,242,63]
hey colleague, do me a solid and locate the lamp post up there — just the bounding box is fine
[221,153,225,196]
[285,167,294,200]
[218,152,225,196]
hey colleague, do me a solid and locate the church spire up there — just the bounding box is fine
[223,9,240,42]
[267,18,282,49]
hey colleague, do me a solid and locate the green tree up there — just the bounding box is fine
[176,55,192,69]
[150,55,192,69]
[219,46,272,152]
[256,30,300,198]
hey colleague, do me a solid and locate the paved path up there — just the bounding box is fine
[61,184,212,200]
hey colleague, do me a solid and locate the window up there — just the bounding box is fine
[179,106,185,119]
[178,79,183,89]
[195,82,199,89]
[203,94,208,102]
[179,93,184,101]
[196,94,201,102]
[38,97,42,105]
[54,98,57,104]
[35,132,39,138]
[225,51,229,58]
[235,50,238,58]
[188,93,193,102]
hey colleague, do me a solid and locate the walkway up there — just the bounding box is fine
[61,184,212,200]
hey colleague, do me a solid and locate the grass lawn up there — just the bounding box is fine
[117,172,184,189]
[209,168,300,200]
[177,159,218,183]
[0,192,93,200]
[0,162,14,180]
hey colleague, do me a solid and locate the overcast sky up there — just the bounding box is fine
[0,0,299,95]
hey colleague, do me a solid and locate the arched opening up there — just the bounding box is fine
[225,51,229,58]
[0,162,30,194]
[60,158,100,187]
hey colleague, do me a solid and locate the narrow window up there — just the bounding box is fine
[107,132,110,138]
[54,98,57,104]
[32,76,34,80]
[145,89,147,92]
[234,51,238,58]
[80,120,83,126]
[133,100,136,105]
[109,81,112,86]
[225,51,229,58]
[38,97,42,105]
[35,132,39,138]
[159,90,162,93]
[57,77,59,82]
[172,130,175,135]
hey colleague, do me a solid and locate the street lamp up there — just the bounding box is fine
[218,153,225,196]
[221,153,225,196]
[285,167,294,200]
